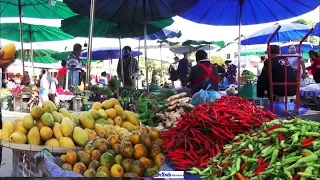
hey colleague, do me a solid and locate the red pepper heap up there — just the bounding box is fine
[162,96,277,170]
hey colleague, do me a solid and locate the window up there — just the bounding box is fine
[226,54,230,59]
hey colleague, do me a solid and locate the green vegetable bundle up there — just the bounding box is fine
[189,118,320,180]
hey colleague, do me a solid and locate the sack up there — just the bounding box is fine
[191,85,221,106]
[266,102,308,117]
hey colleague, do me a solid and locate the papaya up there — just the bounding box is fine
[40,113,54,128]
[45,138,60,147]
[91,102,102,111]
[13,121,28,134]
[102,100,114,109]
[14,131,27,143]
[52,111,64,123]
[72,127,88,147]
[89,109,101,120]
[110,164,124,177]
[124,111,140,126]
[79,112,95,129]
[43,100,57,111]
[95,118,109,125]
[30,106,44,120]
[106,108,117,119]
[53,122,63,140]
[43,105,53,114]
[130,160,146,176]
[109,98,120,106]
[27,127,41,145]
[121,122,138,132]
[59,108,73,122]
[22,114,34,130]
[98,109,107,119]
[73,162,87,174]
[59,137,75,148]
[0,43,16,60]
[100,152,115,169]
[60,117,73,137]
[40,126,53,141]
[114,116,123,126]
[94,124,105,134]
[114,105,124,117]
[9,132,26,144]
[2,120,14,141]
[84,128,97,142]
[35,120,45,130]
[71,113,80,126]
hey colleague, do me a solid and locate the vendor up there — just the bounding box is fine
[225,60,237,83]
[99,71,107,85]
[257,45,297,101]
[307,50,320,83]
[189,50,219,95]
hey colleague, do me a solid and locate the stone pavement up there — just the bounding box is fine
[0,111,27,177]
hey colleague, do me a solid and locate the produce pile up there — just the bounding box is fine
[136,90,177,128]
[57,125,165,177]
[162,96,277,170]
[0,98,140,148]
[155,92,194,131]
[191,118,320,180]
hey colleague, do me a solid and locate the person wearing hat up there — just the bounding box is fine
[169,56,180,89]
[257,45,297,101]
[225,60,237,83]
[189,50,219,94]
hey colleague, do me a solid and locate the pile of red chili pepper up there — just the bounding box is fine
[162,96,277,170]
[188,118,320,180]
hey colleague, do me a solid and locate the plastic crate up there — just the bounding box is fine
[253,98,270,107]
[12,150,43,177]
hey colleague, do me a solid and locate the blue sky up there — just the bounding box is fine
[0,7,319,52]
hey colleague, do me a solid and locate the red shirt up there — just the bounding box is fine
[310,57,320,76]
[56,67,67,79]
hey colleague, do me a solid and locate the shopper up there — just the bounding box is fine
[67,43,82,86]
[56,60,67,88]
[257,45,297,101]
[288,45,307,78]
[0,49,15,166]
[39,69,52,107]
[225,60,237,83]
[307,50,320,83]
[99,71,107,85]
[189,50,219,94]
[117,46,139,88]
[178,53,190,87]
[22,71,30,85]
[169,56,180,89]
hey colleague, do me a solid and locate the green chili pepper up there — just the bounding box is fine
[268,128,288,134]
[261,146,272,154]
[305,132,320,137]
[289,126,300,131]
[235,157,241,171]
[298,166,314,180]
[260,132,267,137]
[300,120,320,127]
[280,140,286,148]
[248,144,254,151]
[296,153,318,164]
[269,148,280,166]
[259,137,270,141]
[291,132,300,143]
[301,125,307,135]
[284,156,302,164]
[241,155,258,163]
[285,152,298,158]
[262,147,275,157]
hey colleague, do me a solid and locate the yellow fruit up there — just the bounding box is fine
[79,112,95,129]
[1,43,16,60]
[118,129,129,139]
[30,106,44,119]
[121,122,138,132]
[40,126,53,141]
[43,100,57,111]
[53,122,63,140]
[98,109,108,119]
[149,128,160,140]
[84,128,97,142]
[109,98,120,106]
[66,150,78,165]
[72,127,88,147]
[107,118,114,125]
[59,137,75,148]
[13,121,28,134]
[110,164,124,177]
[22,115,34,130]
[129,131,142,145]
[89,109,101,120]
[154,153,166,166]
[9,132,25,144]
[104,124,116,133]
[114,105,124,117]
[35,120,45,130]
[45,138,60,147]
[71,113,80,126]
[106,108,117,119]
[124,111,140,126]
[60,117,73,137]
[40,113,54,128]
[27,127,41,145]
[52,111,64,123]
[91,102,102,111]
[43,105,53,114]
[59,108,73,122]
[102,100,114,109]
[2,120,14,141]
[13,131,27,143]
[114,116,123,126]
[94,123,104,134]
[0,129,2,139]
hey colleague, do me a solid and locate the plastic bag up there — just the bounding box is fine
[301,78,316,87]
[191,85,221,106]
[266,102,309,117]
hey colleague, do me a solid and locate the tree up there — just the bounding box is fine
[293,19,319,44]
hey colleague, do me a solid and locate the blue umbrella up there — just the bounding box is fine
[280,43,318,54]
[63,0,198,22]
[178,0,319,91]
[241,23,312,45]
[134,28,181,40]
[312,22,320,37]
[81,47,142,60]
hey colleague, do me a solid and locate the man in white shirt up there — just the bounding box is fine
[288,45,307,79]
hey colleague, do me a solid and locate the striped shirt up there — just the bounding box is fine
[67,54,82,70]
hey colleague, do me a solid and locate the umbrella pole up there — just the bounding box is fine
[160,43,163,84]
[143,0,149,92]
[30,41,35,85]
[119,37,124,87]
[18,0,25,83]
[237,3,243,93]
[87,0,96,88]
[137,40,141,89]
